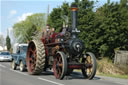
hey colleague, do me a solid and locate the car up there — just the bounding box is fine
[0,51,12,62]
[11,44,28,72]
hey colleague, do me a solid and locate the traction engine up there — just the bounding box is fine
[26,5,97,80]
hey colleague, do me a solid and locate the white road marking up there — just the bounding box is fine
[114,81,125,85]
[38,77,64,85]
[0,64,6,68]
[9,69,28,76]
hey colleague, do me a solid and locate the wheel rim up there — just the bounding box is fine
[27,42,37,74]
[20,61,24,71]
[53,54,63,79]
[85,55,93,76]
[82,54,93,78]
[11,60,15,69]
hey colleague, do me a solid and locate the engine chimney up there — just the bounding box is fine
[71,4,79,38]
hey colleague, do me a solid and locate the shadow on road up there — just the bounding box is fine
[38,70,101,80]
[63,72,101,80]
[40,71,54,75]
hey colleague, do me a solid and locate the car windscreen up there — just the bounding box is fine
[1,52,10,55]
[22,46,28,52]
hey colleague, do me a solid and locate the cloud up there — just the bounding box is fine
[0,32,2,35]
[9,10,17,18]
[17,13,33,22]
[10,10,17,15]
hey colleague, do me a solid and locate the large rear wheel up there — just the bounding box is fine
[26,39,46,75]
[81,52,97,80]
[53,51,67,80]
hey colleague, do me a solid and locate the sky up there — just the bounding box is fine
[0,0,120,40]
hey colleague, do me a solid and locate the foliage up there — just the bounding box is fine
[47,2,70,32]
[48,0,128,58]
[0,35,5,47]
[6,35,11,51]
[92,0,128,57]
[13,13,45,43]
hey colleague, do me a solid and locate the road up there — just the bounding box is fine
[0,62,127,85]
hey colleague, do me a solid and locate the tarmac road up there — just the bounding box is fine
[0,62,128,85]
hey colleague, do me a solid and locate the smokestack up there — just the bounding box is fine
[71,4,78,32]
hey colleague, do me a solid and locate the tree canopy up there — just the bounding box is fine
[47,0,128,58]
[6,35,11,51]
[0,35,5,47]
[13,13,45,43]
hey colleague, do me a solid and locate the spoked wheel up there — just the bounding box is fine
[19,61,25,72]
[11,60,17,70]
[81,52,97,80]
[53,51,67,80]
[26,39,46,75]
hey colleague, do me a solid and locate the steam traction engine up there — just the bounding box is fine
[26,5,97,80]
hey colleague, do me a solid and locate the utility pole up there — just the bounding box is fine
[45,4,49,26]
[47,4,49,17]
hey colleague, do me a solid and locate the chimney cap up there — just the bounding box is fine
[71,4,78,11]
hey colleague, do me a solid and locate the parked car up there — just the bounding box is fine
[0,51,12,62]
[11,44,28,72]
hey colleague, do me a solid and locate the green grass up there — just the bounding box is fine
[98,73,128,79]
[75,70,128,79]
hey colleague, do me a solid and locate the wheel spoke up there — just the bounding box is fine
[29,57,33,61]
[27,44,37,73]
[58,64,63,67]
[58,68,62,76]
[58,57,62,63]
[89,68,92,74]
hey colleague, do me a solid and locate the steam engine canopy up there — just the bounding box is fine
[66,38,84,56]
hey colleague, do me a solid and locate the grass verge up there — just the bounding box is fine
[97,73,128,79]
[97,57,128,79]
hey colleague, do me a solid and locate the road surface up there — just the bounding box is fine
[0,62,127,85]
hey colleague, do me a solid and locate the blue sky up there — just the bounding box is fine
[0,0,120,39]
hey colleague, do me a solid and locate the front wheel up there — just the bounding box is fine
[11,60,17,70]
[19,61,26,72]
[53,51,67,80]
[81,52,97,80]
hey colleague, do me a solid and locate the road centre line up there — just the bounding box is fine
[114,81,125,85]
[38,77,64,85]
[0,64,6,68]
[10,69,28,76]
[10,68,63,85]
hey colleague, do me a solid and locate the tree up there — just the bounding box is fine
[47,2,70,32]
[13,13,45,43]
[94,0,128,57]
[47,7,62,32]
[0,35,5,47]
[6,35,11,51]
